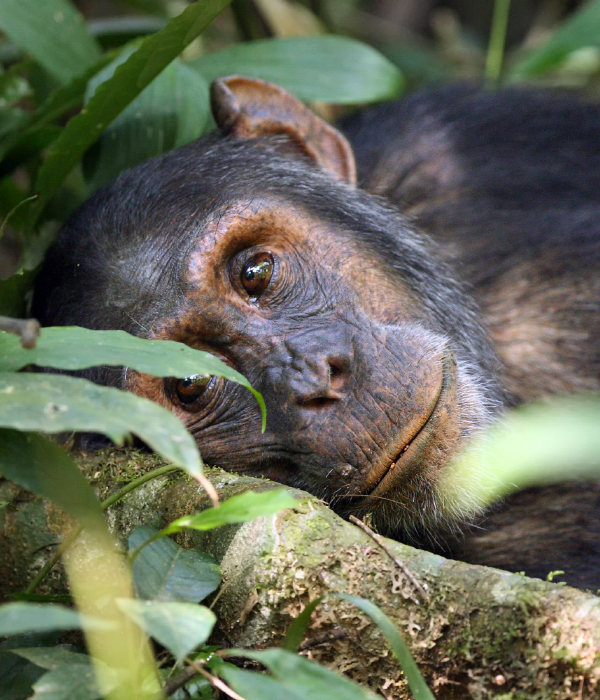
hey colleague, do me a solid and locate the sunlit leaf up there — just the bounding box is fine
[0,0,100,84]
[191,36,403,104]
[442,396,600,512]
[117,599,215,664]
[129,526,221,603]
[161,489,299,535]
[0,375,202,476]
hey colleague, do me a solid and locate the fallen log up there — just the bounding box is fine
[1,448,599,699]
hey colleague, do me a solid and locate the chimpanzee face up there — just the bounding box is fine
[33,78,501,536]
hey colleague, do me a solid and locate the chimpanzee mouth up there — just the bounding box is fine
[365,353,453,498]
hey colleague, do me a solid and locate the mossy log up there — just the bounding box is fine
[1,448,599,700]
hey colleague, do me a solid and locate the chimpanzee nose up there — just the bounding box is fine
[274,329,353,409]
[289,353,350,407]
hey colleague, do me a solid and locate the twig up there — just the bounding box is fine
[185,658,247,700]
[0,315,40,348]
[299,626,346,651]
[349,515,429,602]
[195,472,220,507]
[164,665,199,696]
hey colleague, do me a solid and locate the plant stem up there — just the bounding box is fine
[485,0,512,84]
[25,463,182,595]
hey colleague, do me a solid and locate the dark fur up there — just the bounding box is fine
[33,85,600,589]
[342,85,600,588]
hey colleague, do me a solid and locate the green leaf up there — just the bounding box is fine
[84,56,209,190]
[0,0,101,84]
[0,635,48,700]
[191,36,404,104]
[162,489,299,535]
[281,597,323,653]
[30,664,104,700]
[0,375,202,476]
[510,0,600,79]
[0,604,112,637]
[336,595,435,700]
[0,429,105,531]
[0,269,37,317]
[0,326,265,429]
[129,526,221,603]
[0,64,31,110]
[441,397,600,511]
[0,53,115,169]
[30,0,232,222]
[222,649,378,700]
[216,664,300,700]
[117,599,215,665]
[9,648,90,671]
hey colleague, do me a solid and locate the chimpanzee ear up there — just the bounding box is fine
[210,76,357,186]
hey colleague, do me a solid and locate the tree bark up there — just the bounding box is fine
[1,448,599,699]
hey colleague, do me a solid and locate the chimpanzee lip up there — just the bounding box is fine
[365,353,452,497]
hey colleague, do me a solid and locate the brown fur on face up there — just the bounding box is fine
[126,197,493,533]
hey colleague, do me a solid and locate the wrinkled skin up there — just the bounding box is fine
[125,199,492,533]
[34,79,600,587]
[33,102,500,538]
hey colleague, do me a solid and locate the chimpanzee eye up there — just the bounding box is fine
[240,252,274,297]
[174,374,212,405]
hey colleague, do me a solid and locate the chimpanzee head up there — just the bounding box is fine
[33,77,502,537]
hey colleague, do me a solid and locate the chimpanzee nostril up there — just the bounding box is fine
[329,357,348,394]
[292,354,350,407]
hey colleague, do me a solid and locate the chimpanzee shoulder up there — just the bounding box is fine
[342,85,600,404]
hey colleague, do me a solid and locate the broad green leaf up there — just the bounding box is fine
[217,663,301,700]
[0,604,112,637]
[0,53,115,168]
[129,526,221,603]
[0,326,265,428]
[223,649,378,700]
[281,597,323,652]
[30,0,232,222]
[84,57,209,190]
[0,0,101,84]
[441,397,600,512]
[162,489,299,535]
[0,374,202,476]
[336,595,434,700]
[30,664,104,700]
[510,0,600,79]
[0,429,105,531]
[0,635,49,700]
[117,599,215,665]
[10,648,90,671]
[0,65,31,110]
[191,36,404,104]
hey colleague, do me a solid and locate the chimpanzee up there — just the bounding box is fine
[32,78,600,589]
